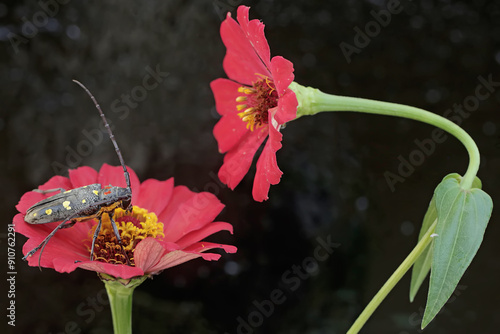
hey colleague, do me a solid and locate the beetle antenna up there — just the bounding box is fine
[72,80,131,192]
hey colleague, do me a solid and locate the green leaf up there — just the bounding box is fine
[421,175,492,328]
[409,195,437,302]
[409,173,482,302]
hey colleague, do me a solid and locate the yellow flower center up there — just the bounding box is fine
[236,75,279,131]
[88,206,164,266]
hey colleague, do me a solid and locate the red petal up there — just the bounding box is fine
[236,6,271,70]
[136,239,212,274]
[134,238,180,273]
[161,190,225,242]
[39,239,89,272]
[214,112,249,154]
[19,217,92,269]
[68,166,99,188]
[211,78,249,153]
[135,178,174,215]
[147,250,206,273]
[199,253,222,261]
[270,56,298,124]
[275,88,298,125]
[268,112,284,152]
[221,9,270,84]
[184,241,237,255]
[176,221,233,248]
[98,164,141,204]
[270,56,295,96]
[252,113,283,201]
[157,185,196,224]
[218,127,268,189]
[134,238,164,272]
[76,261,145,279]
[51,257,90,273]
[143,238,235,273]
[210,78,242,116]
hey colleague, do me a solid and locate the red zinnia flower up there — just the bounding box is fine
[211,5,298,201]
[14,164,236,279]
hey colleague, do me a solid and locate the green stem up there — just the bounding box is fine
[102,274,147,334]
[346,219,438,334]
[290,83,480,189]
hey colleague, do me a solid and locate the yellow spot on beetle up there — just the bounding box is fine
[45,209,53,215]
[82,199,87,204]
[63,201,72,210]
[93,190,99,195]
[33,212,37,217]
[64,190,72,193]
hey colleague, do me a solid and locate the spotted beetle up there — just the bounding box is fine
[23,80,132,267]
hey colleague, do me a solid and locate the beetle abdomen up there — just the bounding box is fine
[25,184,102,224]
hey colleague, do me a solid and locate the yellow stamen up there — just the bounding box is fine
[236,104,247,111]
[236,96,247,102]
[241,115,253,122]
[264,77,276,94]
[237,109,254,119]
[238,86,256,95]
[242,107,254,115]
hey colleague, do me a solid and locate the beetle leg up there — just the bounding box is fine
[22,219,75,269]
[60,221,77,229]
[90,216,103,261]
[109,212,131,265]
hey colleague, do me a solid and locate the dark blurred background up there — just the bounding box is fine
[1,0,499,333]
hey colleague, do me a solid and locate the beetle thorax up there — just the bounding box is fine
[100,185,131,209]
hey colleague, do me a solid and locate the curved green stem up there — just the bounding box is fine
[346,219,438,334]
[290,82,480,189]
